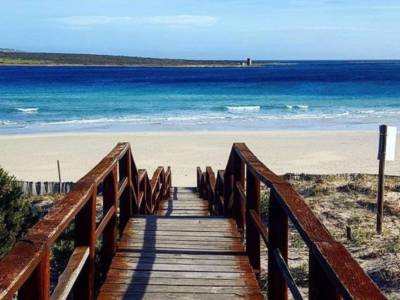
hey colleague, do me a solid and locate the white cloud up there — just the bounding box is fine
[55,15,218,28]
[261,25,366,32]
[144,15,217,27]
[56,16,131,26]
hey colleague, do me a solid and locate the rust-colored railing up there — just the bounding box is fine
[197,143,386,300]
[0,143,171,300]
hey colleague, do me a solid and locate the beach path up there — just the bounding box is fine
[97,187,263,300]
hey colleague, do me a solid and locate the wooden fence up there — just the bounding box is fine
[17,181,74,195]
[0,143,171,300]
[197,143,386,300]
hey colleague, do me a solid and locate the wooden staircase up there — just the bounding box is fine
[0,143,386,300]
[97,187,263,299]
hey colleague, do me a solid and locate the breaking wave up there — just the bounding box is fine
[225,105,261,113]
[16,107,39,113]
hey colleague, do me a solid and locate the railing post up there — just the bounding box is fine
[74,188,96,300]
[246,169,260,282]
[102,167,118,268]
[18,247,50,300]
[147,177,153,213]
[119,150,132,235]
[142,175,148,214]
[309,251,340,300]
[200,173,205,199]
[168,167,172,198]
[223,157,234,216]
[268,188,288,300]
[233,153,245,233]
[131,157,139,214]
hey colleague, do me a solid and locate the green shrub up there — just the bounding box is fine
[0,168,34,257]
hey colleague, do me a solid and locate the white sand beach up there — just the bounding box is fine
[0,131,399,186]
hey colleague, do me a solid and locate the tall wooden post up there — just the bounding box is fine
[57,160,62,193]
[268,188,288,300]
[223,155,234,216]
[119,151,133,235]
[103,167,118,267]
[18,247,50,300]
[74,188,97,300]
[246,169,260,281]
[377,125,387,234]
[232,153,245,233]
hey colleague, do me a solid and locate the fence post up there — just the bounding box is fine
[377,125,387,233]
[246,169,260,281]
[74,188,97,299]
[223,169,233,216]
[268,188,288,300]
[233,153,245,233]
[168,167,172,198]
[309,251,340,300]
[102,167,118,268]
[18,247,50,300]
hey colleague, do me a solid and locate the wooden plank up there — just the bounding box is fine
[95,206,116,240]
[117,176,128,200]
[161,201,208,205]
[128,228,235,234]
[159,207,208,211]
[100,283,260,294]
[50,247,89,300]
[105,270,255,280]
[98,292,263,300]
[101,276,258,287]
[129,225,235,230]
[159,211,209,215]
[118,239,243,246]
[109,262,252,272]
[113,252,247,260]
[118,242,243,250]
[130,222,235,227]
[110,256,249,266]
[123,230,240,238]
[120,235,240,242]
[130,218,233,223]
[130,223,233,228]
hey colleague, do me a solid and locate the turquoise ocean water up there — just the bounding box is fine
[1,61,400,134]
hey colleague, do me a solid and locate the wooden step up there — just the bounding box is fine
[97,187,262,300]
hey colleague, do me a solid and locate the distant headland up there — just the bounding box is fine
[0,49,261,67]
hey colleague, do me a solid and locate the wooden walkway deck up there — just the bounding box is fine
[97,187,263,300]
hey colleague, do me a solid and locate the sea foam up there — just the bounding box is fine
[285,105,309,110]
[226,105,261,113]
[16,107,39,113]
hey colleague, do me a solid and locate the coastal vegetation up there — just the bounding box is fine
[0,168,36,257]
[0,51,252,67]
[260,174,400,299]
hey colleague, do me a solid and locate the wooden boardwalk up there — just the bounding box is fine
[0,143,385,300]
[97,187,263,299]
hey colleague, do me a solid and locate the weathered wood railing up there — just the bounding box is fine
[197,143,386,300]
[0,142,171,300]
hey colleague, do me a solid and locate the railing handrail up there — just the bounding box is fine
[198,142,386,300]
[0,142,171,300]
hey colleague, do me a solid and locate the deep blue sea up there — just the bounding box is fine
[1,61,400,134]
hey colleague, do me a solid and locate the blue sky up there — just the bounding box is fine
[1,0,399,60]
